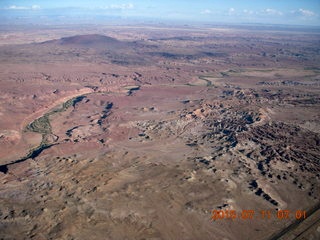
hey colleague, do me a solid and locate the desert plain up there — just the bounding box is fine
[0,24,320,240]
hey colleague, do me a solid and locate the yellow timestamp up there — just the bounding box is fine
[211,209,307,221]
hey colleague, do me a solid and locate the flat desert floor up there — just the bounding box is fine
[0,24,320,240]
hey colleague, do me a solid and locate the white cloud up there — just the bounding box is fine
[31,5,41,10]
[110,3,134,9]
[6,5,41,10]
[102,3,134,10]
[7,5,28,10]
[243,9,254,15]
[297,8,315,17]
[290,8,316,20]
[229,8,235,14]
[201,9,212,15]
[262,8,283,16]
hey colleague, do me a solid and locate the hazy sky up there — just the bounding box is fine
[1,0,320,26]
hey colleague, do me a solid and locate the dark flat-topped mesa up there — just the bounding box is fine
[41,34,125,49]
[58,34,120,46]
[29,34,148,65]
